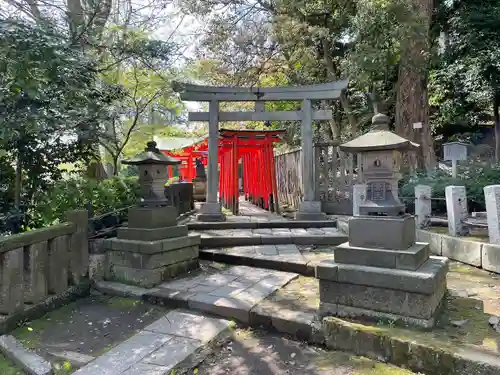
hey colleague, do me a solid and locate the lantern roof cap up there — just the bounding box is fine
[340,113,419,152]
[122,141,181,165]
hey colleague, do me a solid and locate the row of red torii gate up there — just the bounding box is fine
[165,80,350,222]
[158,129,284,216]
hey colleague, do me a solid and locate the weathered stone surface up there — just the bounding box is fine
[348,215,416,250]
[48,350,95,368]
[333,257,448,294]
[48,235,69,295]
[319,277,446,320]
[109,258,199,288]
[187,293,254,323]
[105,235,200,254]
[441,235,482,267]
[89,254,106,281]
[121,363,171,375]
[128,206,178,229]
[24,241,49,304]
[94,280,150,298]
[144,310,230,343]
[143,288,194,309]
[416,229,442,255]
[0,335,53,375]
[141,336,200,368]
[73,331,171,375]
[482,243,500,273]
[117,225,188,241]
[107,246,198,269]
[315,261,338,281]
[0,248,24,315]
[334,242,430,271]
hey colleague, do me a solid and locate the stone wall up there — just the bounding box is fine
[0,209,89,316]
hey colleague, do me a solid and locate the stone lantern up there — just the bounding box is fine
[122,140,181,207]
[315,114,449,328]
[102,140,201,288]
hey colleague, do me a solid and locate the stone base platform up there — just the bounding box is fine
[316,256,449,327]
[196,213,227,222]
[103,234,201,288]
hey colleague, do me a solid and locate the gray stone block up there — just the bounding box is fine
[122,363,171,375]
[117,225,188,241]
[187,293,254,323]
[334,242,430,271]
[196,212,227,222]
[332,256,449,294]
[143,288,194,309]
[106,235,199,254]
[94,281,150,298]
[416,229,442,255]
[109,258,199,288]
[292,235,347,246]
[128,206,178,229]
[349,215,416,250]
[47,350,95,369]
[482,243,500,273]
[141,336,200,368]
[315,261,338,281]
[319,277,446,320]
[319,301,436,328]
[254,245,278,256]
[72,331,171,375]
[0,335,53,375]
[144,310,231,343]
[441,235,482,266]
[108,246,198,269]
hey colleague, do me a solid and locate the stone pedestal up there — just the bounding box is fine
[484,185,500,244]
[415,184,431,229]
[295,201,327,221]
[103,206,201,288]
[445,185,469,236]
[193,177,207,202]
[317,214,449,328]
[197,202,226,222]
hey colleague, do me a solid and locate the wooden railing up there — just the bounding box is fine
[0,210,88,316]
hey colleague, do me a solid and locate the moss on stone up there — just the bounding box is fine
[107,296,142,309]
[0,355,22,375]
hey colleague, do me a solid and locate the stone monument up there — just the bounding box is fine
[103,141,201,287]
[316,114,449,327]
[193,157,207,201]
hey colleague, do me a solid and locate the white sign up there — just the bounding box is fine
[412,122,423,129]
[443,142,468,161]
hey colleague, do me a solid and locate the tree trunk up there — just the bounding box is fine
[395,0,436,172]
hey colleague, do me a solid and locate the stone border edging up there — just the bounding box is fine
[0,334,53,375]
[416,229,500,274]
[188,220,337,230]
[336,216,500,276]
[0,281,91,336]
[94,280,500,375]
[200,234,347,248]
[199,248,318,276]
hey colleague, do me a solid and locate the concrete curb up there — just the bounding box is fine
[323,317,500,375]
[200,234,347,248]
[199,248,317,276]
[0,335,53,375]
[96,280,500,375]
[188,220,337,230]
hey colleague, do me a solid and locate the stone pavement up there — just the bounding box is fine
[200,244,336,275]
[142,265,299,324]
[73,309,232,375]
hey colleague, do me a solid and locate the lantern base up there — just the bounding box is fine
[295,200,326,221]
[197,202,226,222]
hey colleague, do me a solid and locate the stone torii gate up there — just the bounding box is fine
[173,80,349,222]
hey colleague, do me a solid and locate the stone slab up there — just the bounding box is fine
[348,215,416,250]
[334,242,430,271]
[441,235,482,267]
[319,277,446,320]
[416,229,442,255]
[0,334,53,375]
[294,212,328,221]
[94,281,150,298]
[128,206,178,229]
[107,246,199,269]
[121,363,171,375]
[103,235,200,254]
[143,288,194,309]
[141,335,200,368]
[109,258,199,288]
[47,350,95,368]
[117,225,188,241]
[187,293,255,323]
[198,233,346,248]
[482,243,500,273]
[316,256,449,295]
[196,213,227,222]
[144,310,231,343]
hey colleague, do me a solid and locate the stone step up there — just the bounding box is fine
[187,220,337,230]
[193,228,347,248]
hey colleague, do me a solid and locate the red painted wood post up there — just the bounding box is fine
[270,143,280,214]
[232,135,239,214]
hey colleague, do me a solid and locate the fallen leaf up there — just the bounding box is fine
[193,368,199,374]
[27,327,33,332]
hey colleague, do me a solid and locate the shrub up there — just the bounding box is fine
[30,176,140,227]
[399,165,500,214]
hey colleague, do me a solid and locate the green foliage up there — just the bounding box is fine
[30,177,140,228]
[400,166,500,213]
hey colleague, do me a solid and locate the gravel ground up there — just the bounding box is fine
[193,328,421,375]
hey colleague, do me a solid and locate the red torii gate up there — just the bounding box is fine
[218,129,285,215]
[162,138,208,181]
